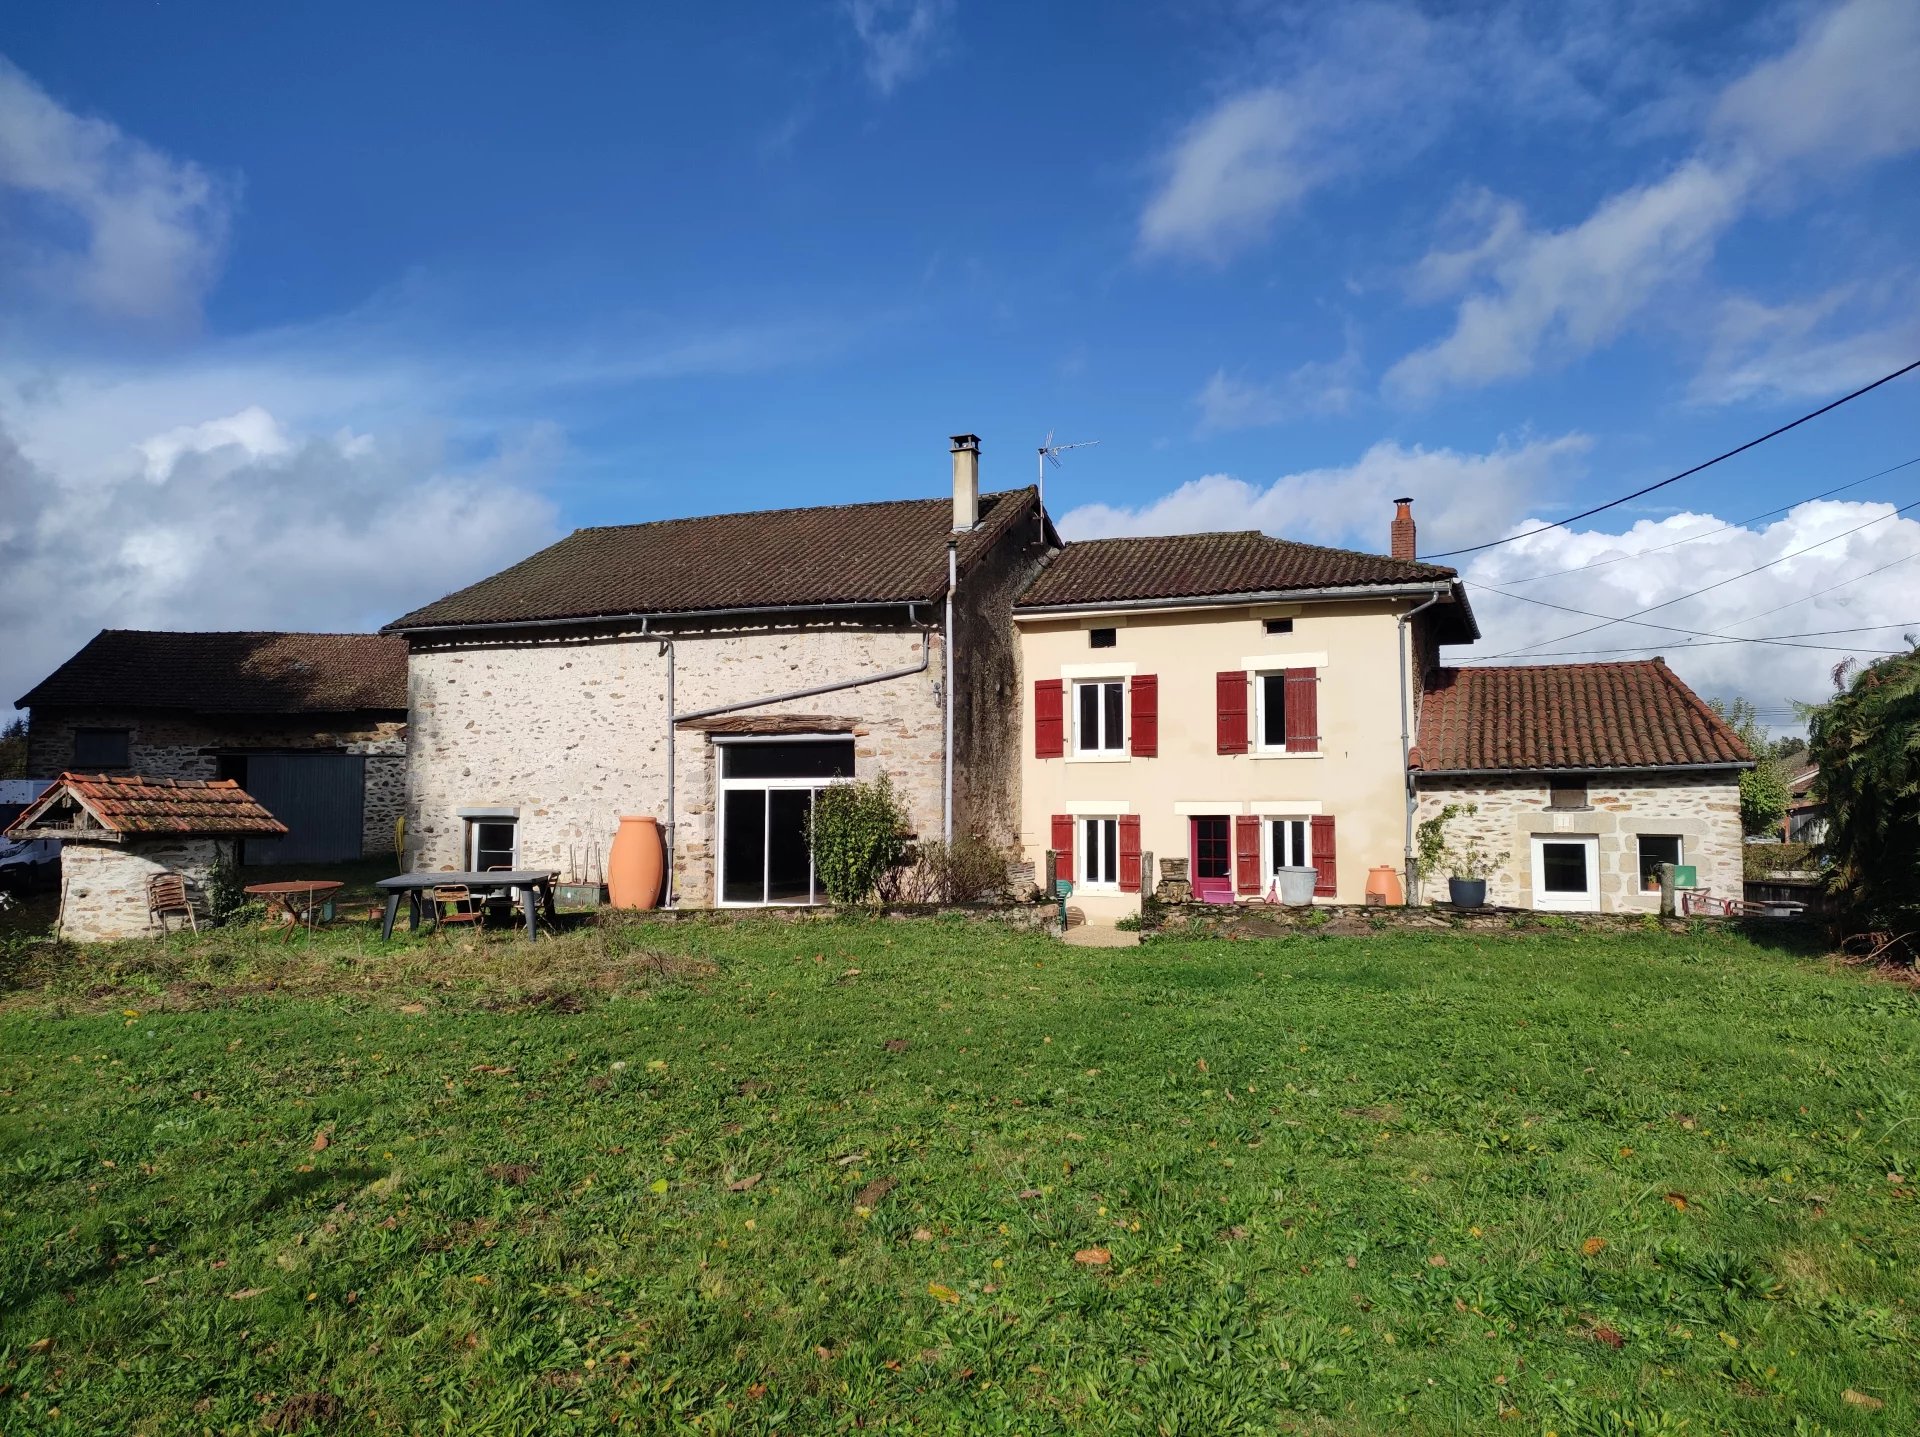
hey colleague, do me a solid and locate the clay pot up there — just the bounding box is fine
[1365,864,1405,906]
[607,816,664,910]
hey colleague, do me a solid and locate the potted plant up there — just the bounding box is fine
[1443,836,1508,908]
[1414,802,1468,904]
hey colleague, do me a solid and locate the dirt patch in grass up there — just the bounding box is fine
[265,1391,342,1431]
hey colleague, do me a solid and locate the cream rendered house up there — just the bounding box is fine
[1014,503,1475,923]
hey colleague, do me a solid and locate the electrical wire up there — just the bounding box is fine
[1477,498,1920,660]
[1489,621,1920,660]
[1423,357,1920,559]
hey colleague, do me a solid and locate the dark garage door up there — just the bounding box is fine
[241,755,366,864]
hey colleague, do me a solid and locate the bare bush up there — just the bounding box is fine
[886,836,1010,905]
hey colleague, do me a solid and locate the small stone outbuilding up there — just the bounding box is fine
[4,774,287,941]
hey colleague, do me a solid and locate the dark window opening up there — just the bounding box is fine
[1269,818,1308,870]
[469,819,517,871]
[73,728,130,769]
[1088,627,1117,649]
[1539,842,1589,893]
[720,738,856,780]
[1260,672,1287,749]
[1192,816,1231,881]
[1638,835,1683,891]
[1263,618,1294,635]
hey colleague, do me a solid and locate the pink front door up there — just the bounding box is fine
[1190,816,1234,904]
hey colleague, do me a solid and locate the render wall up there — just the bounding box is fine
[57,838,223,942]
[1017,596,1428,917]
[1412,772,1743,912]
[25,709,406,857]
[404,621,948,906]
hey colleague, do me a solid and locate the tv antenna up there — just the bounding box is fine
[1037,431,1098,511]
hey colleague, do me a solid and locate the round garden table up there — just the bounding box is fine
[243,880,345,938]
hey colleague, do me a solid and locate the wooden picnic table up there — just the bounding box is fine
[243,880,345,938]
[376,871,558,941]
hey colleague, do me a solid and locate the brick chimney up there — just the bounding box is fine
[1391,497,1416,560]
[951,433,980,532]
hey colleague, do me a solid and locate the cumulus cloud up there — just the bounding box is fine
[1388,0,1920,400]
[1460,498,1920,720]
[1057,432,1590,555]
[843,0,953,96]
[1,404,562,708]
[0,55,231,324]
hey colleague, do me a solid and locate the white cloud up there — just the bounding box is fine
[0,55,231,323]
[843,0,953,96]
[1194,331,1364,432]
[1139,89,1319,263]
[2,404,562,709]
[1689,278,1920,405]
[1460,498,1920,721]
[1388,0,1920,401]
[1058,432,1590,555]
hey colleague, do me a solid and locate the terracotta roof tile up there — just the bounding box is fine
[1414,661,1753,773]
[5,773,289,838]
[1017,531,1459,608]
[384,488,1048,631]
[17,631,405,713]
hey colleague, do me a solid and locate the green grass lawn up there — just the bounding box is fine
[2,916,1918,1434]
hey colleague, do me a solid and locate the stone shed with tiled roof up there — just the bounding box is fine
[5,774,288,941]
[1411,660,1751,914]
[383,439,1058,906]
[16,630,408,864]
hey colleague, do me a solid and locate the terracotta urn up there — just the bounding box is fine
[607,816,664,910]
[1365,864,1405,906]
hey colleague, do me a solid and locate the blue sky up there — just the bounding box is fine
[3,0,1917,721]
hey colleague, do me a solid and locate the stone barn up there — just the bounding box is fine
[4,774,288,941]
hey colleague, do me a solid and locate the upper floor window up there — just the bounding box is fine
[73,728,130,769]
[1256,673,1289,751]
[1263,618,1294,636]
[1088,627,1117,649]
[1074,679,1125,755]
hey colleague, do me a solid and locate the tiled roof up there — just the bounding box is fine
[16,631,406,713]
[1413,661,1753,773]
[1016,531,1459,608]
[4,774,289,838]
[385,488,1048,631]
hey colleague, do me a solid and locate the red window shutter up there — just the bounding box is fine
[1234,814,1262,895]
[1051,814,1074,885]
[1311,814,1337,896]
[1130,674,1158,757]
[1035,679,1064,758]
[1118,815,1142,892]
[1285,668,1319,753]
[1216,670,1249,754]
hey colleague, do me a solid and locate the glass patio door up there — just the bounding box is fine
[716,737,856,906]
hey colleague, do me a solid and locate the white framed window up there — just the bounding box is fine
[1080,816,1119,890]
[1073,679,1126,756]
[1255,673,1289,751]
[1265,816,1311,872]
[466,817,518,871]
[716,736,856,906]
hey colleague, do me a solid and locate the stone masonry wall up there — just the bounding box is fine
[26,709,407,857]
[58,837,225,942]
[405,621,946,906]
[1414,771,1742,912]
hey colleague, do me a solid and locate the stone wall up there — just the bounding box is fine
[25,708,407,857]
[1413,771,1743,912]
[57,838,225,942]
[404,619,949,905]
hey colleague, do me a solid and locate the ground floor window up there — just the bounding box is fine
[1266,816,1310,871]
[1637,834,1683,891]
[1080,817,1119,889]
[1531,834,1598,911]
[467,818,518,871]
[717,737,856,906]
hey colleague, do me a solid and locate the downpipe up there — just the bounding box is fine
[1397,588,1447,903]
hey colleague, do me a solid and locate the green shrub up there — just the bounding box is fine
[205,845,246,922]
[808,775,908,906]
[1743,841,1813,880]
[1113,913,1142,932]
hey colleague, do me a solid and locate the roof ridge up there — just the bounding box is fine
[92,628,398,640]
[575,485,1036,537]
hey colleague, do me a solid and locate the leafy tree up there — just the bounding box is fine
[0,717,25,780]
[1805,646,1920,927]
[1708,697,1791,836]
[808,774,908,906]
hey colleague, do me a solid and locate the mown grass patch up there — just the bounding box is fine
[2,918,1918,1433]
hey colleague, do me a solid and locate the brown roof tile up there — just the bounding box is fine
[5,773,289,838]
[1413,661,1753,773]
[1016,531,1460,609]
[384,488,1048,631]
[17,631,406,714]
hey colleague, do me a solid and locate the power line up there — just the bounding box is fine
[1466,584,1910,655]
[1423,357,1920,559]
[1491,455,1920,586]
[1479,498,1920,660]
[1496,621,1920,661]
[1710,549,1920,631]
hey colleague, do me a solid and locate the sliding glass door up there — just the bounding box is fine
[716,737,856,906]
